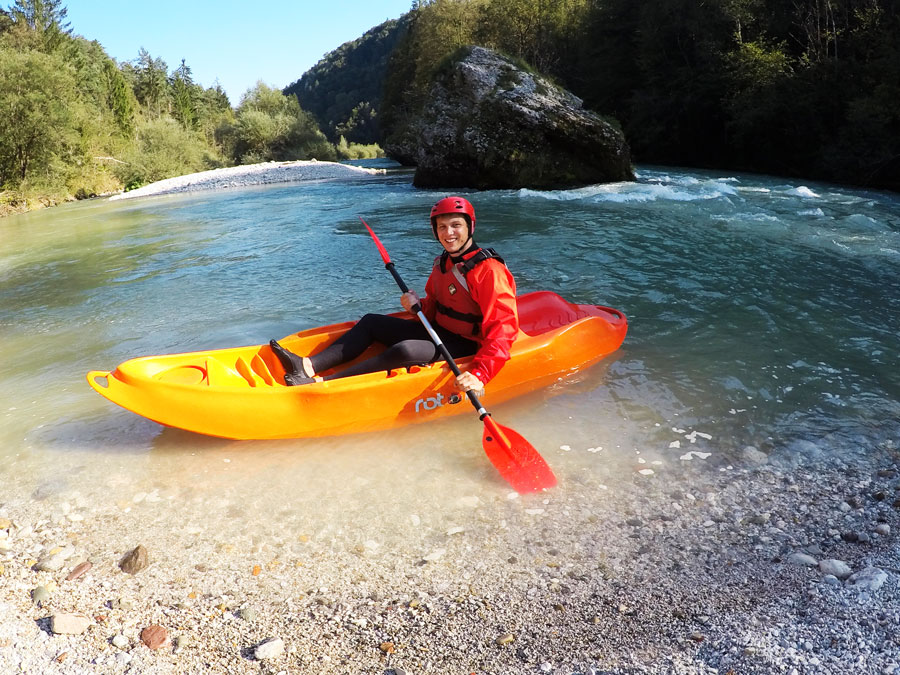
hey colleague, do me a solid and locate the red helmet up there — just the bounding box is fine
[430,196,475,237]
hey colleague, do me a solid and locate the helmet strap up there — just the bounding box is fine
[449,237,476,263]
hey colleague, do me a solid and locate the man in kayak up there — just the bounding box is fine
[269,196,519,395]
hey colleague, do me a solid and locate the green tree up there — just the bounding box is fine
[7,0,71,51]
[228,82,334,163]
[171,58,197,129]
[197,80,235,151]
[0,8,13,34]
[335,135,382,159]
[721,39,794,170]
[474,0,582,74]
[133,47,169,117]
[407,0,478,90]
[105,58,136,134]
[575,0,641,121]
[381,2,475,150]
[0,47,80,185]
[114,117,216,189]
[284,17,406,143]
[334,101,379,143]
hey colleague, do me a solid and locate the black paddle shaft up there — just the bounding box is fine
[385,262,489,418]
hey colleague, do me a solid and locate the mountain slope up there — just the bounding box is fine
[283,17,408,144]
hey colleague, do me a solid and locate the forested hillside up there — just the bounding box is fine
[296,0,899,191]
[579,0,900,190]
[0,0,376,216]
[284,18,408,144]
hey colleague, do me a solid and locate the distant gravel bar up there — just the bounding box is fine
[109,160,385,201]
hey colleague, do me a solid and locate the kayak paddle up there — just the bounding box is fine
[359,217,557,493]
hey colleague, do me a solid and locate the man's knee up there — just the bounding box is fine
[357,313,380,326]
[390,340,432,365]
[352,313,384,339]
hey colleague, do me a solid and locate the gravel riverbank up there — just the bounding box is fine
[2,438,898,674]
[108,160,385,201]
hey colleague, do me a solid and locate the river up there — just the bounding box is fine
[1,164,898,521]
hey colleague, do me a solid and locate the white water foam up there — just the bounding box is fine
[785,186,820,198]
[519,176,738,204]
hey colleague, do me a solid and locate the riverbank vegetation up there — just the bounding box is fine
[0,1,381,217]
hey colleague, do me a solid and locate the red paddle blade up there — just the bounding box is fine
[359,217,392,265]
[482,416,556,493]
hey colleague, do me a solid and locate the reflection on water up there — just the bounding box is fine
[2,168,899,529]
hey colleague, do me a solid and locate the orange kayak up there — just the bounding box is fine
[86,291,627,440]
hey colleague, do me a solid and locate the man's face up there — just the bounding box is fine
[435,214,471,255]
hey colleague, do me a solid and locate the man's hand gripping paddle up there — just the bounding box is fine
[360,217,557,493]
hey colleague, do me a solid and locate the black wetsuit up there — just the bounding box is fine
[310,313,477,380]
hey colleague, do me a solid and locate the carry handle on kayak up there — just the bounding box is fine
[86,370,112,392]
[359,217,556,493]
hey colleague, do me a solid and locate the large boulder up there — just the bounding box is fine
[386,46,634,190]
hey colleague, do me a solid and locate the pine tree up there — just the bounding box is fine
[171,58,196,129]
[8,0,71,51]
[104,59,135,134]
[133,48,169,118]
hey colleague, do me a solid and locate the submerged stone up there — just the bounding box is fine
[819,559,852,579]
[119,545,149,574]
[140,625,169,650]
[31,586,51,604]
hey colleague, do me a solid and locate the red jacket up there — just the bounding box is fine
[419,247,519,385]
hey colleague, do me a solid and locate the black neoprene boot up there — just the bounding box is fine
[269,340,315,386]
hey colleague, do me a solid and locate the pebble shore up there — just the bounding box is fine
[108,160,385,201]
[1,438,898,674]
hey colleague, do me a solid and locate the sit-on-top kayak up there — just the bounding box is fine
[87,291,627,440]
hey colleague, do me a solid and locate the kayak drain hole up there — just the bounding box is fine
[92,375,109,388]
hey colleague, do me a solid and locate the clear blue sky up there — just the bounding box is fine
[65,1,414,105]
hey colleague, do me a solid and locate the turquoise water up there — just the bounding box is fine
[1,165,898,508]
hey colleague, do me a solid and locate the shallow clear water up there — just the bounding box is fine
[1,165,899,515]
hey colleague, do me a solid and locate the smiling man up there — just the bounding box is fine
[270,196,519,396]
